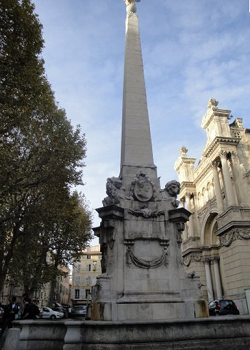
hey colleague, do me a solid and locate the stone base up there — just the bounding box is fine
[92,299,208,321]
[10,317,250,350]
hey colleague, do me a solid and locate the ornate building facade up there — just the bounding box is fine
[175,98,250,314]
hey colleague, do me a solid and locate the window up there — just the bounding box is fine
[77,264,81,272]
[87,255,91,259]
[85,289,90,298]
[75,289,80,299]
[88,264,91,271]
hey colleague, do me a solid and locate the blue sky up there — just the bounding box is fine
[32,0,250,243]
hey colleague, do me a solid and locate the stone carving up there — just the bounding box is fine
[183,253,202,267]
[130,171,155,202]
[165,180,180,197]
[180,146,188,157]
[176,223,184,244]
[124,0,140,3]
[102,177,125,206]
[220,149,229,158]
[161,180,180,208]
[129,206,164,218]
[125,241,169,269]
[188,271,196,279]
[231,129,242,138]
[207,98,219,110]
[123,0,140,16]
[220,228,250,247]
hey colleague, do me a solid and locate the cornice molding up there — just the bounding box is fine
[202,136,239,158]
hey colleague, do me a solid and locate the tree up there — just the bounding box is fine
[9,191,92,297]
[0,0,92,294]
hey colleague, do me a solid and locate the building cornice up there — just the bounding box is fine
[202,136,239,158]
[201,107,231,130]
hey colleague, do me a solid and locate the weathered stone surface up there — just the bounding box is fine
[3,328,20,350]
[120,6,155,180]
[8,317,250,350]
[13,320,66,350]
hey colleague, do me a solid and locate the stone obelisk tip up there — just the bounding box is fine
[123,0,141,16]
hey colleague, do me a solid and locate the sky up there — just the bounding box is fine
[32,0,250,245]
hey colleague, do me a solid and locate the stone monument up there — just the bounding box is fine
[92,0,207,322]
[8,3,250,350]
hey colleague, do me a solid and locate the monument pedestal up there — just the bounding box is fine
[92,181,208,321]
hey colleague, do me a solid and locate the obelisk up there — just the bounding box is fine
[120,0,158,190]
[92,0,207,322]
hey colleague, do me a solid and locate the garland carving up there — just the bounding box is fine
[125,242,169,269]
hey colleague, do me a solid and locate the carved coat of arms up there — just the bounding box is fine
[131,172,154,202]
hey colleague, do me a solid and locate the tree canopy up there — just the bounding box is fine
[0,0,92,295]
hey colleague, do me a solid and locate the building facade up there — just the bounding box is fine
[71,245,101,306]
[175,98,250,314]
[1,268,71,308]
[38,265,71,307]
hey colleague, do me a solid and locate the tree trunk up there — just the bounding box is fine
[48,279,57,307]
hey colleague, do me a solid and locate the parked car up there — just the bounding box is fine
[41,307,64,319]
[71,305,87,318]
[52,305,68,318]
[209,299,240,316]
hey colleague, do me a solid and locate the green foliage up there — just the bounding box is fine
[9,191,92,295]
[0,0,92,294]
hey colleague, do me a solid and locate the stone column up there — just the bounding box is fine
[193,195,200,237]
[180,198,188,240]
[220,151,236,207]
[230,151,246,205]
[204,259,214,302]
[211,161,224,214]
[213,258,222,299]
[186,193,194,237]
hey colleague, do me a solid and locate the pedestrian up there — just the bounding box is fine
[19,293,28,317]
[22,297,40,320]
[22,297,34,319]
[31,300,40,319]
[0,296,19,338]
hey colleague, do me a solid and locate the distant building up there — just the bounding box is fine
[1,279,22,305]
[1,266,71,307]
[71,245,101,305]
[39,266,71,307]
[175,98,250,314]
